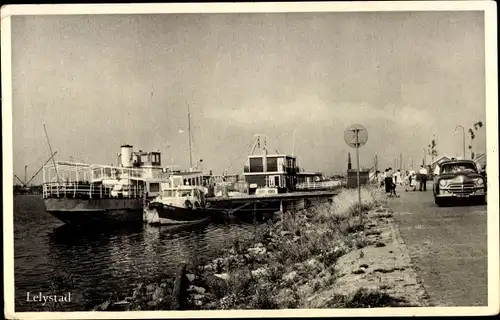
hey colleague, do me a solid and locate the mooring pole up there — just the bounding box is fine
[355,129,361,216]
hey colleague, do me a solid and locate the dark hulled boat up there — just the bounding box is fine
[143,183,226,225]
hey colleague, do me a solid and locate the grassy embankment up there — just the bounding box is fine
[93,186,428,311]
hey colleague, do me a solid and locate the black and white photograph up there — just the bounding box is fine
[2,1,498,318]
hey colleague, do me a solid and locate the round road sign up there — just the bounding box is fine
[344,124,368,148]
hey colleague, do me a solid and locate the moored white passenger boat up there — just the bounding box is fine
[42,145,171,227]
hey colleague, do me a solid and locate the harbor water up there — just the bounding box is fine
[13,195,267,311]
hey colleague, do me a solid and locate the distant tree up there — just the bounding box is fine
[428,139,438,163]
[468,121,484,159]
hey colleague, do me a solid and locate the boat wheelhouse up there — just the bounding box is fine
[243,153,299,194]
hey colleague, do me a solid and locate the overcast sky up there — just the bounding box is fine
[10,11,486,183]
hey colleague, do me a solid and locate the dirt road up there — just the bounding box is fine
[388,182,488,306]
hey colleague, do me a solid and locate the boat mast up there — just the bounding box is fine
[43,123,60,182]
[188,104,193,169]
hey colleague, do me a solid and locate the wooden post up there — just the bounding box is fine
[172,263,188,310]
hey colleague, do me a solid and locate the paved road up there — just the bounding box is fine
[388,182,488,306]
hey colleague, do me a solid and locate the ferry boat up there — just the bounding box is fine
[42,145,171,226]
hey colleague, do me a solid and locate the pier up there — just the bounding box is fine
[206,189,341,215]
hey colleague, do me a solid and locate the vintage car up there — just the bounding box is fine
[433,159,486,206]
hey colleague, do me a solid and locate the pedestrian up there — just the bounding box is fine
[390,169,400,197]
[395,169,403,187]
[418,165,428,191]
[384,168,392,195]
[404,170,410,191]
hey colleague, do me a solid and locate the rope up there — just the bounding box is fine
[225,138,255,174]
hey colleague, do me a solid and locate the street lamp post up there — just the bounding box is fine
[454,125,466,159]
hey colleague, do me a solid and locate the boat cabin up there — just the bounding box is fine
[42,144,170,200]
[156,183,206,209]
[242,154,300,194]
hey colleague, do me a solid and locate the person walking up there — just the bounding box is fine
[418,165,428,191]
[384,168,392,195]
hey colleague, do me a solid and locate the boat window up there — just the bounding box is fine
[267,157,278,172]
[179,190,192,197]
[149,183,159,193]
[163,190,174,197]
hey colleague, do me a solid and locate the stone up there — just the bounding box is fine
[194,300,203,306]
[251,267,269,278]
[248,246,267,255]
[188,285,206,294]
[214,273,230,280]
[192,294,205,300]
[186,273,196,282]
[152,286,166,302]
[283,271,298,282]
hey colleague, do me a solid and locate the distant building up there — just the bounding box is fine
[430,155,452,171]
[474,153,486,169]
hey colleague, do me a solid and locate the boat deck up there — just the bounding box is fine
[207,189,340,203]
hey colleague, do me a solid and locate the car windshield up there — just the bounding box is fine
[440,163,477,174]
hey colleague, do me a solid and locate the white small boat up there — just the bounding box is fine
[144,182,225,225]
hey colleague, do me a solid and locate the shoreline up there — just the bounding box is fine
[93,187,430,311]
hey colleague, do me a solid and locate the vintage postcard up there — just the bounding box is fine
[2,1,498,319]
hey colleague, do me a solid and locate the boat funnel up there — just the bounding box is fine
[222,184,229,198]
[121,145,133,168]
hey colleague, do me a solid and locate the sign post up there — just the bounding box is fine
[344,124,368,216]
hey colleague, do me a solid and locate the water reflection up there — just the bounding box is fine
[15,195,268,311]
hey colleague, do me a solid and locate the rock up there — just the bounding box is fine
[152,285,166,302]
[214,273,230,280]
[145,283,156,295]
[299,283,314,296]
[147,300,157,307]
[93,300,110,311]
[283,271,298,282]
[192,294,205,300]
[188,285,206,294]
[276,288,298,307]
[306,259,321,268]
[186,273,196,282]
[251,267,269,278]
[113,300,131,310]
[248,246,267,255]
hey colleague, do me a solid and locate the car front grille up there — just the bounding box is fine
[447,182,475,195]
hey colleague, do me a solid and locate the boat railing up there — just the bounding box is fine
[42,181,145,199]
[296,181,342,190]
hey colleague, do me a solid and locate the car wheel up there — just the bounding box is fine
[476,195,487,205]
[435,197,444,207]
